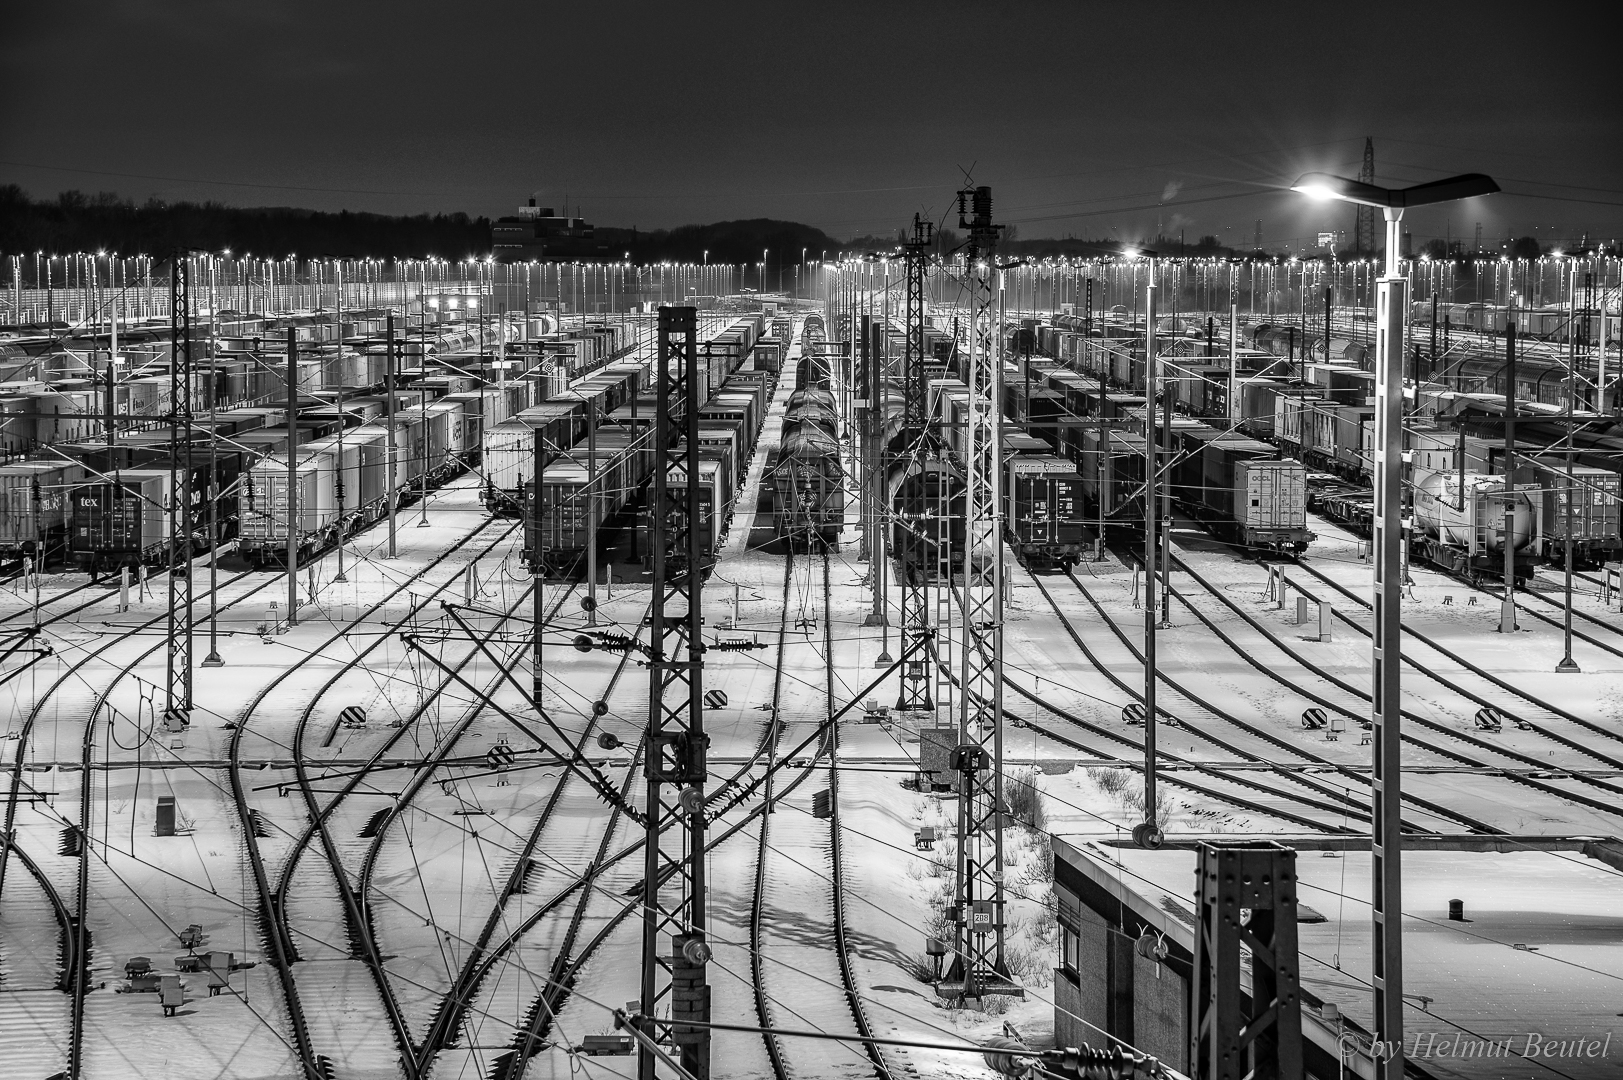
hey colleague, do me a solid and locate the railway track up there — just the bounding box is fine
[0,831,74,1074]
[0,555,281,1078]
[745,551,796,1079]
[1158,540,1623,824]
[1313,513,1623,666]
[1046,564,1441,829]
[50,564,300,1079]
[744,550,893,1080]
[1287,557,1623,767]
[226,518,520,1078]
[405,586,650,1075]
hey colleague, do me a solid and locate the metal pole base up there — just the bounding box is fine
[1498,598,1517,633]
[201,653,224,668]
[1556,657,1581,673]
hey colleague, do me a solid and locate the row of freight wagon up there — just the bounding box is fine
[1225,370,1621,570]
[512,317,776,577]
[0,378,536,571]
[0,311,655,566]
[482,316,762,515]
[1001,354,1315,551]
[767,317,847,547]
[1027,315,1623,576]
[925,376,1091,569]
[0,351,401,456]
[1,310,641,457]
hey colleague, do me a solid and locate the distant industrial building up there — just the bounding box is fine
[493,199,606,262]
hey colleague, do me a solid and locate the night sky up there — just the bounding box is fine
[4,1,1619,249]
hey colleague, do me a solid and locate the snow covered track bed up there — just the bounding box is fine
[1164,520,1623,834]
[0,832,73,1075]
[1017,570,1365,833]
[234,514,538,1078]
[741,552,891,1080]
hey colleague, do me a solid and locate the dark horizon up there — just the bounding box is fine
[4,2,1620,252]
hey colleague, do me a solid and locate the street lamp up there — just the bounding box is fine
[1291,168,1497,1080]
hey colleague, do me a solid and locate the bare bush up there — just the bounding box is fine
[1005,942,1054,988]
[1121,788,1175,829]
[1028,824,1055,883]
[1005,766,1042,825]
[1088,767,1131,795]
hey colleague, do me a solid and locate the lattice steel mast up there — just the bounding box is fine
[638,306,711,1079]
[166,253,194,721]
[942,186,1017,1000]
[1355,138,1377,257]
[894,216,935,711]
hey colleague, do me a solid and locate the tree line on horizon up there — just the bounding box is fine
[0,186,1556,266]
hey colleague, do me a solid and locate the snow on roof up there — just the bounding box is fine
[1058,837,1623,1079]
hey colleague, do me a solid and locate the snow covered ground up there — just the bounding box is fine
[5,337,1623,1078]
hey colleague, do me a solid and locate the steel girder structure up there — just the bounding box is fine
[638,306,711,1079]
[893,216,936,712]
[166,254,194,720]
[941,187,1016,1000]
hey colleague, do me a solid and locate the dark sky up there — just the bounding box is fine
[5,1,1619,249]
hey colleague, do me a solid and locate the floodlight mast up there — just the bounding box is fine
[1291,169,1496,1080]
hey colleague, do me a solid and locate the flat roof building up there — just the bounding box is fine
[1054,834,1623,1079]
[493,199,606,263]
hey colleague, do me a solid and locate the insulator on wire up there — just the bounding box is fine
[711,637,767,651]
[1044,1044,1166,1080]
[982,1036,1035,1078]
[574,631,634,653]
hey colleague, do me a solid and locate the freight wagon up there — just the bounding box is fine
[64,451,244,572]
[237,404,460,567]
[1155,416,1314,552]
[1528,459,1622,567]
[1007,454,1087,569]
[1409,468,1541,584]
[0,460,85,561]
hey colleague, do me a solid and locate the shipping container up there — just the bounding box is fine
[239,457,332,551]
[67,469,172,566]
[0,460,85,555]
[1531,460,1622,565]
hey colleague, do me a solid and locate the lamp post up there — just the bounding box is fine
[1557,256,1580,673]
[1293,169,1497,1080]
